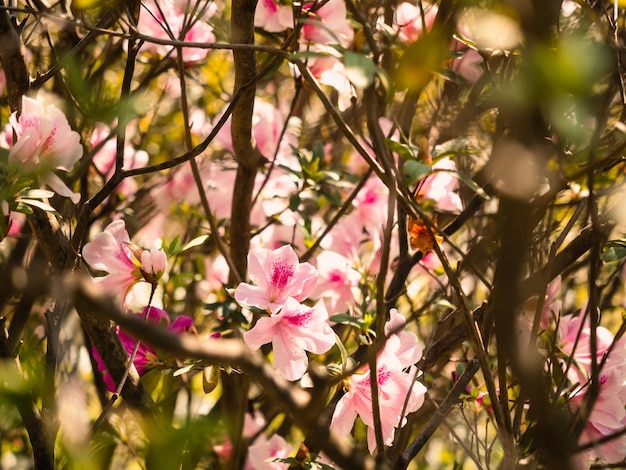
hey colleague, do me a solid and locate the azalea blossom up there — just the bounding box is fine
[417,157,463,212]
[82,220,168,300]
[311,250,361,315]
[234,244,317,313]
[8,95,83,203]
[331,309,426,452]
[92,306,194,392]
[301,0,354,46]
[393,2,438,44]
[255,0,293,33]
[246,433,293,470]
[138,0,216,63]
[244,297,334,380]
[90,122,149,200]
[559,313,626,465]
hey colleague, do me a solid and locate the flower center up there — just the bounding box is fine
[270,259,294,292]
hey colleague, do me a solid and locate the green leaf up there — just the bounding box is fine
[403,160,432,185]
[179,235,209,253]
[341,50,377,89]
[386,139,420,160]
[439,169,490,200]
[329,313,364,328]
[602,240,626,262]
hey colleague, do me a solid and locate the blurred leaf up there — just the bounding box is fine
[403,160,432,186]
[18,189,55,199]
[438,169,490,200]
[179,235,209,254]
[602,240,626,262]
[341,50,377,89]
[202,365,220,394]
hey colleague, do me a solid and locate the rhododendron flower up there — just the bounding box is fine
[8,95,83,203]
[451,46,485,83]
[302,0,354,46]
[246,433,293,470]
[92,306,194,392]
[234,244,317,313]
[255,0,293,33]
[417,157,463,212]
[138,0,216,63]
[90,122,149,199]
[82,220,168,299]
[244,297,334,381]
[559,313,626,464]
[393,2,438,44]
[311,250,361,315]
[331,309,426,452]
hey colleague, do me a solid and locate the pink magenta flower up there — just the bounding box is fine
[8,95,83,203]
[93,306,193,392]
[330,310,426,452]
[234,244,317,313]
[243,297,334,381]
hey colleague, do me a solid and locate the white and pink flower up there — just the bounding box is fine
[8,95,83,203]
[234,244,317,313]
[243,297,335,381]
[138,0,216,63]
[82,220,168,300]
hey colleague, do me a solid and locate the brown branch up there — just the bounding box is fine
[397,357,480,469]
[0,1,29,112]
[229,0,260,283]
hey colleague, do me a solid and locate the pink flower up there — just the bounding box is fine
[9,95,83,203]
[90,122,149,199]
[141,247,168,282]
[559,313,626,463]
[234,244,317,313]
[417,157,463,212]
[83,220,138,296]
[352,175,390,227]
[93,306,194,392]
[215,100,297,161]
[82,220,168,299]
[311,250,361,315]
[138,0,216,63]
[246,433,293,470]
[302,0,354,46]
[393,2,438,44]
[255,0,293,33]
[243,297,334,381]
[330,310,426,452]
[451,46,484,83]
